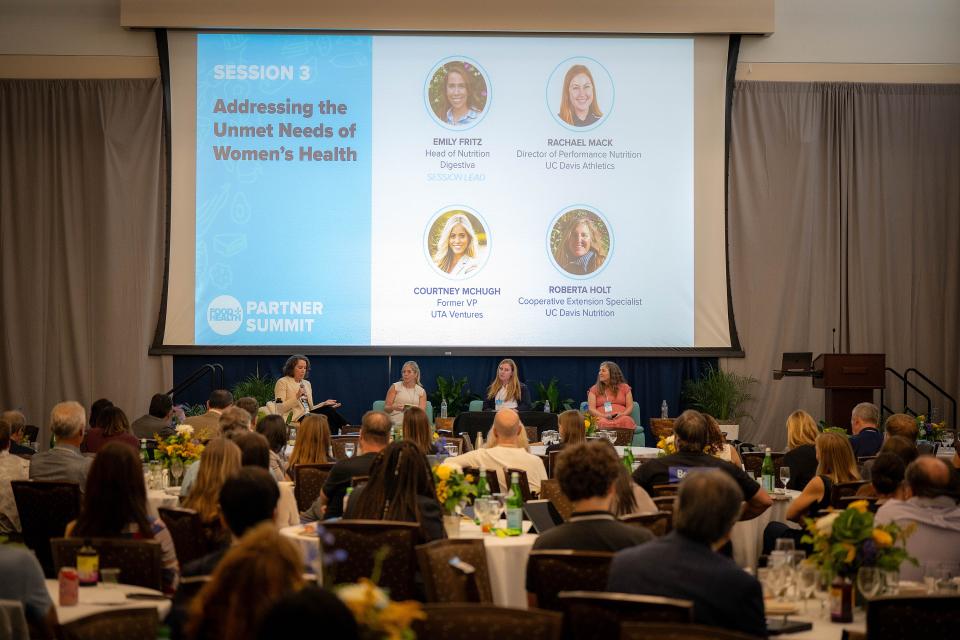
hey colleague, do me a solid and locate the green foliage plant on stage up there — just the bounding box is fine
[682,364,758,423]
[534,377,575,413]
[232,372,278,406]
[428,375,479,418]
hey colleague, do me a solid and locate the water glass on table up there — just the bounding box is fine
[857,566,882,600]
[779,467,791,494]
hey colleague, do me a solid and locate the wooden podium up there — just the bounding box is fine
[812,354,885,429]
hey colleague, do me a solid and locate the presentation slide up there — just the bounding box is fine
[192,33,697,348]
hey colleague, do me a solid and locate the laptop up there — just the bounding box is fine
[780,352,813,371]
[523,499,563,533]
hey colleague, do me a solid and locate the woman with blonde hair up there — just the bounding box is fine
[186,522,304,640]
[433,213,480,277]
[783,410,820,490]
[547,409,586,454]
[385,360,427,426]
[182,438,242,545]
[482,358,532,411]
[554,214,607,275]
[402,406,435,454]
[558,64,603,127]
[785,432,860,523]
[587,361,635,431]
[285,413,331,477]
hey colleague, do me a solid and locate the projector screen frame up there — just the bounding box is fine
[149,27,744,358]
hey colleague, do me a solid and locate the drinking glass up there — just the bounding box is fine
[474,498,494,533]
[445,443,460,457]
[344,442,356,458]
[922,561,941,593]
[881,569,900,596]
[490,492,506,525]
[942,430,955,448]
[100,568,121,587]
[774,538,796,554]
[798,565,818,610]
[170,458,184,486]
[757,568,772,598]
[779,467,791,493]
[857,567,882,600]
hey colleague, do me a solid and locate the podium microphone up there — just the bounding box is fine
[832,328,836,354]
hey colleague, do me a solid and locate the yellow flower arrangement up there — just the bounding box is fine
[431,462,477,515]
[337,578,425,640]
[657,434,678,457]
[153,424,204,466]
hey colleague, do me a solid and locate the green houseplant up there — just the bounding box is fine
[428,375,479,418]
[682,365,758,424]
[534,377,575,413]
[232,372,278,406]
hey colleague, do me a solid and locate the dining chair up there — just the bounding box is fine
[58,607,158,640]
[524,425,539,444]
[51,538,163,591]
[11,480,81,577]
[866,594,960,640]
[330,435,360,460]
[292,463,336,511]
[830,480,870,507]
[412,603,562,640]
[837,495,880,512]
[547,450,562,478]
[462,467,501,495]
[619,621,761,639]
[321,520,420,600]
[650,483,679,498]
[538,479,573,522]
[652,496,676,514]
[526,550,615,611]
[647,418,675,441]
[157,507,218,566]
[558,591,694,640]
[505,468,533,500]
[416,539,494,603]
[741,452,785,479]
[619,511,671,536]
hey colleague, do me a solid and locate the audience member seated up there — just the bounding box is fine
[232,431,298,527]
[1,409,36,455]
[530,442,652,555]
[860,435,918,483]
[705,414,742,467]
[182,438,242,546]
[66,442,180,594]
[304,411,390,521]
[186,522,305,640]
[345,440,445,542]
[284,413,331,478]
[782,410,820,490]
[257,585,359,640]
[634,410,771,520]
[447,409,548,493]
[0,544,57,638]
[884,412,919,443]
[608,469,766,638]
[29,401,93,494]
[87,398,113,436]
[402,406,437,455]
[875,457,960,581]
[235,396,259,423]
[848,402,882,458]
[181,406,251,497]
[546,409,586,454]
[184,389,234,441]
[131,393,176,440]
[482,358,533,411]
[858,453,908,504]
[763,432,860,554]
[587,361,636,432]
[255,415,290,482]
[0,418,30,534]
[612,462,657,517]
[82,405,139,453]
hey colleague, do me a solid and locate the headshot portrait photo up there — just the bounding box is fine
[426,207,490,279]
[426,59,490,129]
[548,58,614,131]
[549,208,611,277]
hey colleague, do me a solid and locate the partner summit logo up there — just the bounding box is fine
[207,295,243,335]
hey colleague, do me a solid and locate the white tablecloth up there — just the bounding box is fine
[280,519,538,608]
[731,491,800,570]
[769,596,866,640]
[45,580,171,625]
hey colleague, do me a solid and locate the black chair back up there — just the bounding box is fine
[866,594,960,640]
[322,520,420,600]
[505,468,533,500]
[158,507,218,566]
[526,550,615,611]
[59,607,158,640]
[330,435,360,461]
[619,621,761,640]
[619,511,672,536]
[413,603,562,640]
[538,479,573,522]
[293,463,335,511]
[830,480,869,507]
[416,539,494,603]
[51,538,163,591]
[559,591,694,640]
[11,480,81,577]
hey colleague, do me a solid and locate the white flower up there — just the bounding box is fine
[815,511,840,536]
[337,582,388,609]
[175,424,194,438]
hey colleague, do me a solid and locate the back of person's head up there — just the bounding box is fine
[852,402,879,426]
[287,413,330,466]
[208,389,234,410]
[184,438,243,523]
[50,401,86,441]
[786,410,819,449]
[703,414,727,454]
[257,585,359,640]
[187,521,304,640]
[88,398,113,428]
[0,419,11,451]
[673,410,709,453]
[236,397,259,422]
[219,467,280,538]
[359,410,391,446]
[233,431,271,469]
[674,469,744,545]
[1,410,27,436]
[884,413,919,442]
[815,432,860,483]
[73,442,150,538]
[558,410,586,445]
[492,409,522,442]
[219,406,252,435]
[349,441,435,525]
[148,393,173,419]
[95,406,131,437]
[879,435,919,466]
[556,441,619,502]
[905,457,952,498]
[256,415,289,454]
[402,406,432,453]
[871,453,907,496]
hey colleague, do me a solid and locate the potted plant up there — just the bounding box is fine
[533,377,575,413]
[232,372,278,407]
[427,375,478,418]
[681,365,758,439]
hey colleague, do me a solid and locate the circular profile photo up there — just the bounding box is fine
[425,206,490,280]
[547,58,614,131]
[425,58,490,130]
[548,207,612,278]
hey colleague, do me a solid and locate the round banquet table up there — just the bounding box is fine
[280,518,537,608]
[731,489,800,570]
[146,489,180,514]
[45,579,171,625]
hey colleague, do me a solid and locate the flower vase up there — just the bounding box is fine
[443,514,460,538]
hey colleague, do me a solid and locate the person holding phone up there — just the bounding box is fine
[587,361,635,431]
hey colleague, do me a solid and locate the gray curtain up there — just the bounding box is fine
[723,81,960,448]
[0,79,172,445]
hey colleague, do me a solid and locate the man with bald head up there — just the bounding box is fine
[447,409,548,493]
[876,457,960,580]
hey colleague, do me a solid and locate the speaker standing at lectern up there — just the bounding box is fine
[274,355,346,431]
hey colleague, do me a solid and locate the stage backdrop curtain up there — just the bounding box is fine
[723,81,960,448]
[0,79,172,446]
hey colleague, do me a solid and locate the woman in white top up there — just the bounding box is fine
[274,355,345,430]
[385,361,427,426]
